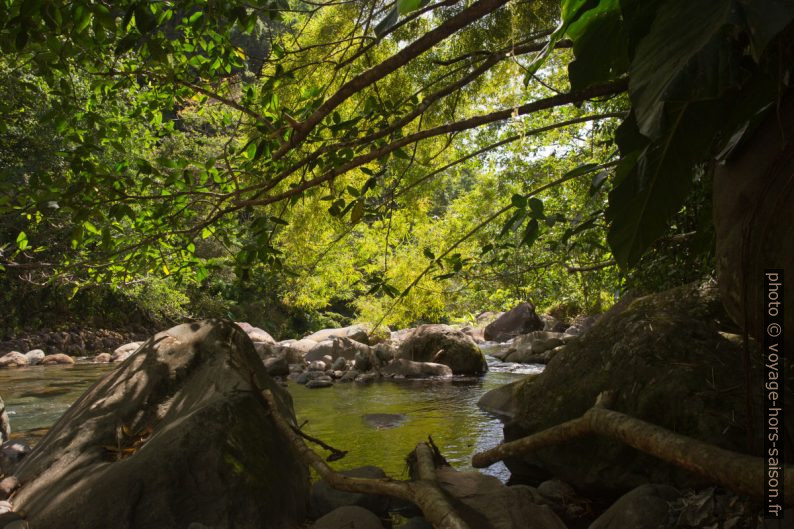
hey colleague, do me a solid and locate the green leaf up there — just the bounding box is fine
[16,231,28,251]
[398,0,423,15]
[188,11,204,25]
[567,0,629,90]
[374,6,400,37]
[521,219,540,247]
[511,194,527,209]
[628,0,733,138]
[350,200,365,224]
[423,247,435,260]
[528,198,545,219]
[83,220,100,235]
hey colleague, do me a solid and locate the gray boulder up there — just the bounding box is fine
[0,353,28,369]
[398,325,487,375]
[306,377,334,389]
[310,466,390,517]
[0,441,30,477]
[500,283,780,493]
[304,325,370,345]
[331,357,348,371]
[11,320,309,529]
[110,341,142,362]
[484,302,543,342]
[305,337,372,363]
[432,467,567,529]
[311,505,384,529]
[381,359,453,379]
[235,322,276,344]
[588,484,679,529]
[264,354,289,377]
[23,350,45,366]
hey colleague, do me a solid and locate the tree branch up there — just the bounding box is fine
[472,392,794,504]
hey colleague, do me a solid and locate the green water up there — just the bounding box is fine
[0,352,540,481]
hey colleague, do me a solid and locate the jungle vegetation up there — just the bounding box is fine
[0,0,791,337]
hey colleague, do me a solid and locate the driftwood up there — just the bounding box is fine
[260,389,471,529]
[472,392,794,505]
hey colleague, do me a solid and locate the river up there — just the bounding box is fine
[0,345,539,481]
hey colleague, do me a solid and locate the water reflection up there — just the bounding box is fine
[0,354,542,482]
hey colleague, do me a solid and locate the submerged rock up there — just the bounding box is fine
[398,325,487,375]
[12,320,309,529]
[361,413,408,429]
[484,302,543,343]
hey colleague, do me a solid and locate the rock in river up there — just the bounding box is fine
[398,324,487,375]
[11,320,309,529]
[0,353,28,369]
[495,282,788,494]
[362,413,408,429]
[484,302,543,342]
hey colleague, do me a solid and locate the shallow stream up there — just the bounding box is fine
[0,344,539,481]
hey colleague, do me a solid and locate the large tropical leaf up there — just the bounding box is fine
[606,103,720,267]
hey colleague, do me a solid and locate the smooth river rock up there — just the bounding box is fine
[0,353,27,369]
[11,320,309,529]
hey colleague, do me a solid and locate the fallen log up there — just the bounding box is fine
[260,389,471,529]
[472,392,794,505]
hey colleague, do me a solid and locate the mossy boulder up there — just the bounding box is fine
[499,282,792,494]
[12,320,309,529]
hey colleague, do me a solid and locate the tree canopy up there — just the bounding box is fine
[0,0,791,329]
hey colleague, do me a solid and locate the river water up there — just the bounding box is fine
[0,345,539,481]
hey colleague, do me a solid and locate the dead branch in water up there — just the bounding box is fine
[472,392,794,505]
[260,389,471,529]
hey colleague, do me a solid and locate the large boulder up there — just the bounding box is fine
[498,282,790,495]
[305,337,372,363]
[11,320,309,529]
[303,325,370,345]
[398,325,487,375]
[110,341,142,363]
[235,322,276,344]
[484,303,543,342]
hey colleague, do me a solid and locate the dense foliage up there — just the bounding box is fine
[0,0,790,334]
